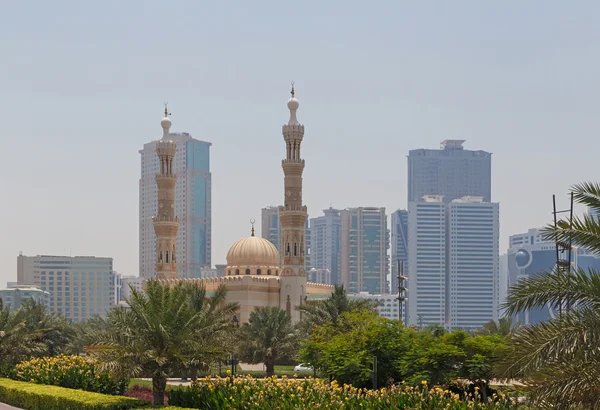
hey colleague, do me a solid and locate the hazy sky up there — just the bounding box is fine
[1,1,598,285]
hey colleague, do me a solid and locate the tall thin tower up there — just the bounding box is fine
[279,84,308,322]
[153,106,179,280]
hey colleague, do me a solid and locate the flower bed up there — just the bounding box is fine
[13,354,127,395]
[168,376,524,409]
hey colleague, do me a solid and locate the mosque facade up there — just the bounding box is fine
[157,87,333,323]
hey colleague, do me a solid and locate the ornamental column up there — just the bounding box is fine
[153,106,179,280]
[279,85,308,323]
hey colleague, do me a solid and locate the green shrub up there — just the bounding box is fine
[14,355,127,395]
[0,378,145,410]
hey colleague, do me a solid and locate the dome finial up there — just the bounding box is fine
[250,218,256,236]
[161,102,172,137]
[287,83,300,125]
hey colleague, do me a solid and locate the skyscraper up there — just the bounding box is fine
[408,140,492,203]
[390,209,409,294]
[17,254,119,323]
[340,207,389,294]
[139,116,211,279]
[446,197,499,329]
[308,207,342,285]
[407,197,447,327]
[407,196,499,329]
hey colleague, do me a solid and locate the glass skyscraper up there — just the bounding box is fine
[308,208,342,285]
[340,207,390,294]
[408,140,491,203]
[139,132,212,279]
[390,209,409,295]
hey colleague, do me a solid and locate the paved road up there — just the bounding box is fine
[0,403,21,409]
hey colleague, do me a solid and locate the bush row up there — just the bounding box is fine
[168,376,522,410]
[13,355,127,395]
[0,378,195,410]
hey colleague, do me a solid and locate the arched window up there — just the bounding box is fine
[286,243,290,255]
[165,251,169,263]
[257,269,262,275]
[235,269,240,275]
[294,243,297,256]
[245,269,251,275]
[228,270,231,275]
[159,251,163,262]
[267,269,271,275]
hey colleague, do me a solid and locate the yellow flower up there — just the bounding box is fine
[226,369,231,375]
[421,380,428,385]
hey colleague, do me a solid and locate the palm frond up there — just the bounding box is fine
[503,268,600,316]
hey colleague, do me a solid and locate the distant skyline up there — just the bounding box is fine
[1,1,598,286]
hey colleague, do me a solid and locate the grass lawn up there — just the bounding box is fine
[128,378,153,389]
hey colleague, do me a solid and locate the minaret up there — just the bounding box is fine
[153,105,179,280]
[279,84,308,323]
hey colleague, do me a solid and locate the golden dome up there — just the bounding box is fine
[225,234,281,276]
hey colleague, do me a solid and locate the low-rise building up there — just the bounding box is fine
[0,285,50,310]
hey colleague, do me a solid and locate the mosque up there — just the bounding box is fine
[154,87,333,323]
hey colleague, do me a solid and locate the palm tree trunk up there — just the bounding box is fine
[152,374,167,405]
[265,359,275,377]
[190,368,198,382]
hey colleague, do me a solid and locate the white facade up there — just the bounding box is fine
[0,285,50,310]
[408,197,447,327]
[509,228,545,248]
[407,196,499,330]
[447,197,499,329]
[17,254,119,323]
[307,268,332,285]
[140,132,212,279]
[350,293,401,320]
[120,276,147,301]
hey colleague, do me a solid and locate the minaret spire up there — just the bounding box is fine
[153,104,179,280]
[279,84,308,323]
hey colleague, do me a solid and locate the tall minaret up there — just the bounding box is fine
[153,105,179,280]
[279,84,308,323]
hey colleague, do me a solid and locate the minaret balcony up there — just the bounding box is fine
[152,215,180,223]
[282,159,305,165]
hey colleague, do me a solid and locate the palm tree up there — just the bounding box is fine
[478,317,519,337]
[297,285,378,329]
[236,307,297,377]
[502,182,600,408]
[19,299,74,357]
[85,280,238,405]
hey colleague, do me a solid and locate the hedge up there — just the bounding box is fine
[0,378,145,410]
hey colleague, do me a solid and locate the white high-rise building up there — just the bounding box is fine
[139,131,212,279]
[447,197,499,329]
[17,254,120,323]
[407,196,499,329]
[408,197,447,327]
